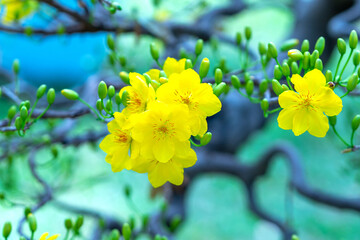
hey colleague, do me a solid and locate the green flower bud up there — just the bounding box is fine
[2,222,12,238]
[199,58,210,79]
[214,68,223,84]
[74,216,84,232]
[352,115,360,131]
[282,62,290,77]
[154,235,162,240]
[282,84,289,91]
[244,26,252,40]
[35,84,47,99]
[235,32,242,45]
[109,6,116,14]
[108,53,116,66]
[12,59,20,74]
[20,106,28,121]
[143,73,152,85]
[274,65,282,80]
[195,39,203,56]
[170,215,182,232]
[358,67,360,78]
[108,85,115,98]
[349,30,358,49]
[107,34,115,51]
[245,80,254,96]
[19,237,26,240]
[213,82,226,97]
[96,99,103,111]
[25,26,33,36]
[185,59,193,70]
[323,70,332,83]
[280,38,299,52]
[243,73,250,83]
[314,59,323,71]
[122,223,131,240]
[24,207,31,218]
[98,81,107,99]
[105,99,112,112]
[119,56,126,66]
[291,61,299,74]
[110,229,120,240]
[61,89,79,100]
[268,42,278,58]
[287,49,303,61]
[259,79,268,95]
[329,116,337,126]
[260,98,269,112]
[115,94,121,105]
[301,39,309,53]
[200,132,212,146]
[292,235,300,240]
[314,36,325,55]
[159,71,167,78]
[337,38,347,55]
[47,88,55,105]
[64,219,73,230]
[261,55,268,67]
[124,185,131,197]
[310,50,319,68]
[15,117,23,130]
[150,42,159,61]
[111,2,122,10]
[272,79,284,95]
[353,50,360,66]
[8,105,17,121]
[231,75,241,89]
[56,24,65,35]
[27,214,37,233]
[121,90,129,107]
[347,73,358,91]
[303,51,310,70]
[258,42,267,56]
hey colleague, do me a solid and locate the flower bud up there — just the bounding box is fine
[325,70,333,82]
[98,81,107,99]
[115,94,121,105]
[24,207,31,218]
[119,71,130,85]
[337,38,347,55]
[282,84,289,91]
[8,105,17,121]
[74,216,84,232]
[111,2,122,10]
[268,42,278,58]
[245,26,252,40]
[303,51,310,70]
[235,32,242,45]
[199,58,210,79]
[349,30,358,49]
[141,73,151,86]
[64,219,73,230]
[353,50,360,66]
[2,222,11,238]
[315,36,325,55]
[329,116,337,126]
[108,85,115,98]
[105,99,112,112]
[61,89,79,100]
[47,88,55,105]
[282,62,290,77]
[12,59,20,74]
[314,59,323,71]
[272,79,283,95]
[213,82,226,97]
[19,237,26,240]
[20,106,28,121]
[200,132,212,146]
[15,117,23,130]
[261,55,268,67]
[159,70,167,78]
[159,77,168,84]
[195,39,203,56]
[110,229,120,240]
[121,90,129,107]
[310,50,319,68]
[259,79,268,95]
[274,65,282,80]
[291,61,298,74]
[27,214,37,233]
[245,80,254,96]
[119,56,126,66]
[25,26,33,36]
[292,235,300,240]
[96,99,103,111]
[260,98,269,112]
[287,49,303,61]
[185,59,193,69]
[214,68,223,84]
[301,39,309,53]
[352,115,360,131]
[346,73,358,91]
[107,34,115,51]
[122,223,131,240]
[231,75,241,89]
[36,84,47,99]
[258,42,267,56]
[280,39,299,52]
[150,42,159,61]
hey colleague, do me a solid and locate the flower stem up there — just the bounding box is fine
[351,130,356,147]
[340,90,350,98]
[28,98,39,120]
[332,125,350,147]
[33,104,51,122]
[267,107,282,114]
[275,57,294,91]
[190,138,201,147]
[78,98,104,120]
[334,54,344,81]
[339,49,354,79]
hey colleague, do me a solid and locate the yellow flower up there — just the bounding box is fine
[99,112,140,172]
[146,69,160,82]
[120,72,155,115]
[39,232,60,240]
[278,69,342,137]
[131,101,192,163]
[0,0,38,23]
[156,69,222,136]
[163,57,186,77]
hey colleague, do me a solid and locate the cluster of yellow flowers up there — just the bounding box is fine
[0,0,38,23]
[100,58,222,188]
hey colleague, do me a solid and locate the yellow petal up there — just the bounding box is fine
[99,135,117,153]
[307,108,329,137]
[148,160,184,188]
[153,139,175,163]
[303,69,326,92]
[174,148,197,168]
[277,107,296,130]
[146,69,160,81]
[132,157,155,173]
[313,87,343,116]
[292,109,309,136]
[163,57,186,77]
[48,234,60,240]
[196,83,222,116]
[278,90,300,108]
[107,146,131,172]
[39,233,49,240]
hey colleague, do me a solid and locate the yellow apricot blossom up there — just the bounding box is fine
[163,57,186,77]
[120,72,155,115]
[131,101,192,163]
[39,232,60,240]
[0,0,38,23]
[156,69,222,136]
[99,112,140,172]
[278,69,342,137]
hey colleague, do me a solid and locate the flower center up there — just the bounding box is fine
[153,120,175,140]
[127,93,143,112]
[299,94,314,109]
[114,130,129,143]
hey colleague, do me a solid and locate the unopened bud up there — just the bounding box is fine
[115,94,121,105]
[15,117,23,130]
[96,99,103,111]
[12,59,20,74]
[349,30,358,49]
[352,115,360,131]
[259,80,268,95]
[105,99,112,112]
[314,36,325,55]
[195,39,203,56]
[2,222,12,238]
[291,62,299,74]
[122,223,131,240]
[231,75,241,89]
[245,80,254,96]
[337,38,347,55]
[214,68,223,84]
[260,98,269,112]
[236,32,242,45]
[245,26,252,40]
[272,79,284,95]
[288,49,303,61]
[74,216,84,232]
[20,106,28,121]
[107,34,115,51]
[353,50,360,66]
[213,82,226,97]
[36,84,47,99]
[274,65,282,80]
[268,42,278,58]
[64,219,73,230]
[108,85,115,98]
[47,88,55,105]
[98,81,107,99]
[61,89,79,100]
[280,39,299,51]
[282,84,289,91]
[121,90,129,107]
[301,39,309,53]
[110,229,120,240]
[119,72,130,85]
[258,42,267,55]
[329,116,337,126]
[303,51,310,70]
[282,62,290,77]
[185,59,193,69]
[347,74,358,91]
[325,70,333,82]
[199,58,210,79]
[150,42,159,61]
[27,214,37,233]
[200,132,212,146]
[314,59,323,71]
[8,105,17,120]
[310,50,319,68]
